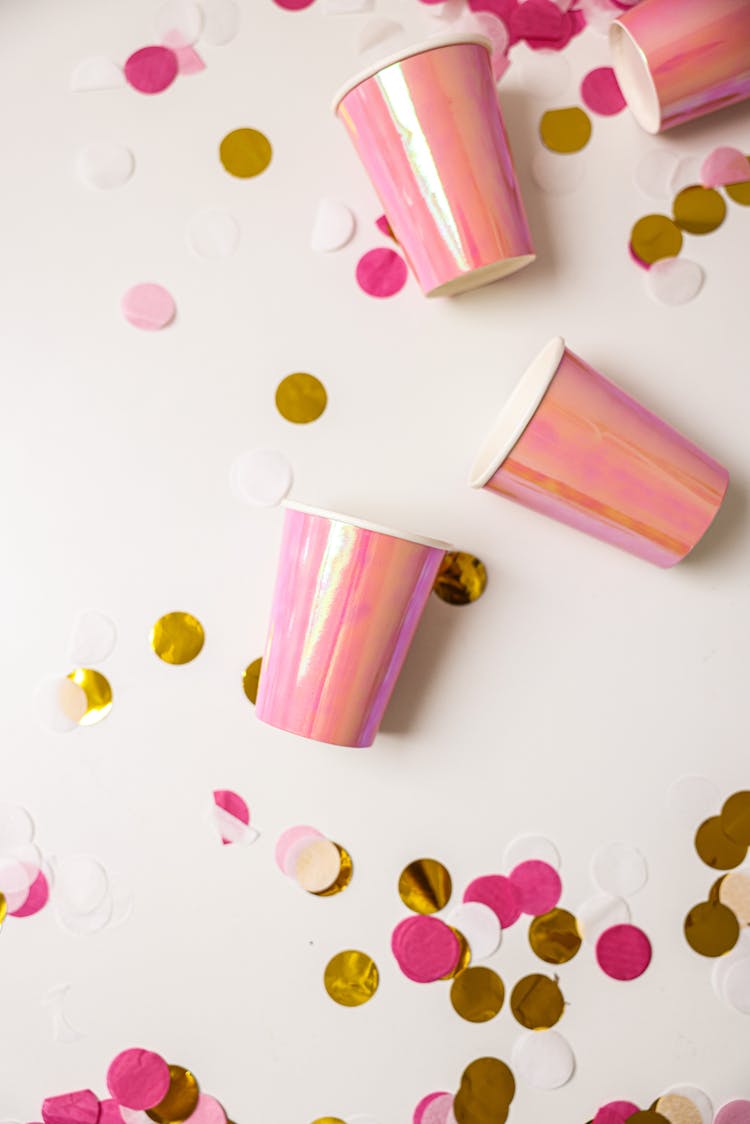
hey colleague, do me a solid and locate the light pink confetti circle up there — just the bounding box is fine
[356,248,408,298]
[464,874,522,927]
[715,1104,750,1124]
[188,1096,227,1124]
[593,1101,640,1124]
[124,46,178,94]
[581,66,626,115]
[121,284,176,330]
[42,1092,100,1124]
[106,1049,170,1110]
[391,915,460,982]
[274,825,324,874]
[701,146,750,188]
[596,924,652,981]
[509,860,562,915]
[10,869,49,917]
[420,1095,456,1124]
[414,1093,452,1124]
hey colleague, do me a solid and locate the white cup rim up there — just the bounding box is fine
[609,20,661,134]
[283,500,453,552]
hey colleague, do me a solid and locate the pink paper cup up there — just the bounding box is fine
[610,0,750,133]
[333,35,535,298]
[255,502,451,747]
[469,338,729,567]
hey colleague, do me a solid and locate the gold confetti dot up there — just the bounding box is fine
[150,612,205,665]
[718,870,750,925]
[275,372,327,424]
[242,658,263,704]
[454,1057,516,1121]
[694,815,747,869]
[654,1094,703,1124]
[673,185,727,234]
[295,838,342,894]
[630,214,683,265]
[708,875,726,903]
[146,1066,199,1124]
[398,858,452,914]
[528,908,581,964]
[510,973,564,1030]
[219,128,272,178]
[539,107,592,153]
[313,845,353,898]
[67,668,112,726]
[310,1119,346,1124]
[433,552,487,605]
[726,158,750,205]
[450,966,505,1022]
[441,927,472,979]
[0,893,6,926]
[721,790,750,846]
[684,900,739,957]
[628,1114,670,1124]
[324,949,379,1007]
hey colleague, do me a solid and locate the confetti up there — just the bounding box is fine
[242,658,262,703]
[645,258,704,306]
[76,143,134,191]
[445,902,502,960]
[153,0,204,46]
[593,1102,641,1124]
[124,46,178,94]
[229,448,293,506]
[186,210,240,259]
[673,186,726,235]
[539,107,592,153]
[711,931,750,1003]
[67,668,112,725]
[375,214,396,241]
[669,155,704,195]
[629,215,683,266]
[413,1100,452,1124]
[34,676,88,733]
[634,149,681,200]
[511,1029,575,1089]
[726,158,750,205]
[581,67,625,115]
[661,1089,713,1124]
[121,283,176,330]
[54,856,108,915]
[510,973,564,1029]
[150,612,205,665]
[510,860,561,915]
[684,901,739,957]
[275,373,327,424]
[314,846,353,898]
[295,838,342,893]
[42,1092,100,1124]
[0,804,34,851]
[701,147,750,189]
[391,915,461,982]
[107,1049,171,1111]
[45,984,85,1044]
[464,874,521,928]
[695,816,747,869]
[418,1098,455,1124]
[212,790,254,846]
[146,1066,199,1123]
[528,908,581,963]
[67,611,117,666]
[355,249,407,298]
[442,928,471,979]
[450,966,505,1022]
[200,0,240,44]
[591,842,647,897]
[186,1095,226,1124]
[714,1104,750,1124]
[454,1057,515,1120]
[722,958,750,1013]
[531,147,585,194]
[511,0,568,49]
[173,44,205,73]
[596,923,652,979]
[654,1095,705,1124]
[310,199,355,253]
[721,791,750,846]
[432,552,487,605]
[219,128,272,178]
[275,826,324,875]
[324,950,379,1006]
[70,56,125,91]
[576,893,630,943]
[272,0,316,7]
[398,859,452,915]
[719,871,750,923]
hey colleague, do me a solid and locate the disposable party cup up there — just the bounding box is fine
[333,35,535,297]
[610,0,750,133]
[255,502,451,748]
[469,338,729,567]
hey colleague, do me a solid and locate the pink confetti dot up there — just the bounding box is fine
[274,825,324,873]
[596,924,652,981]
[715,1103,750,1124]
[701,146,750,188]
[124,46,178,94]
[107,1049,170,1110]
[470,0,520,45]
[121,283,176,330]
[593,1101,640,1124]
[99,1102,126,1124]
[213,789,249,824]
[581,67,626,116]
[272,0,316,8]
[420,1095,456,1124]
[42,1092,100,1124]
[10,869,49,917]
[414,1093,452,1124]
[509,860,562,916]
[510,0,572,50]
[356,248,408,298]
[463,874,522,928]
[188,1096,227,1124]
[391,915,460,982]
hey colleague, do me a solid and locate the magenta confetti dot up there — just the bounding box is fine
[356,248,407,298]
[715,1103,750,1124]
[42,1092,100,1124]
[272,0,316,8]
[581,67,626,116]
[414,1093,452,1124]
[124,46,178,94]
[213,789,249,824]
[420,1095,456,1124]
[510,0,571,50]
[98,1102,125,1124]
[463,874,522,928]
[10,869,49,917]
[106,1049,170,1111]
[593,1102,641,1124]
[596,924,652,981]
[391,915,461,982]
[121,283,176,330]
[509,859,562,916]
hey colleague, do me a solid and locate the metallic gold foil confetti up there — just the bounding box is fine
[146,1066,200,1124]
[626,1114,670,1124]
[67,669,113,726]
[314,845,353,898]
[694,816,747,869]
[219,128,272,178]
[295,838,342,894]
[630,215,683,265]
[708,876,726,903]
[528,908,581,964]
[684,900,739,957]
[510,973,564,1029]
[654,1094,703,1124]
[539,107,592,153]
[454,1057,516,1123]
[672,186,727,234]
[324,949,379,1007]
[718,870,750,925]
[721,790,750,845]
[726,158,750,205]
[150,613,205,665]
[0,892,6,926]
[275,373,327,424]
[450,966,505,1022]
[398,858,452,914]
[310,1119,346,1124]
[242,658,262,704]
[433,552,487,606]
[441,928,472,979]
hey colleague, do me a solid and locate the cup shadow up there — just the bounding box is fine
[380,598,458,740]
[684,473,746,567]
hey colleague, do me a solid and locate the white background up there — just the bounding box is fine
[1,0,749,1119]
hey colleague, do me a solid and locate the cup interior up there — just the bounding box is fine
[609,21,661,134]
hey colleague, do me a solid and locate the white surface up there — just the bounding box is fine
[0,0,749,1121]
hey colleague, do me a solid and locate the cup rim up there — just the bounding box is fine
[283,500,453,551]
[609,19,661,134]
[468,336,566,488]
[331,33,493,115]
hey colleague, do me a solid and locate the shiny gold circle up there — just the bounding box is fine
[310,1119,346,1124]
[684,900,739,957]
[627,1114,670,1124]
[528,908,582,964]
[0,893,6,926]
[314,845,353,898]
[510,973,564,1030]
[708,875,726,903]
[67,668,113,726]
[398,858,452,914]
[146,1065,199,1124]
[454,1056,516,1122]
[242,657,262,704]
[150,612,205,665]
[441,927,472,979]
[275,372,327,424]
[630,214,683,265]
[433,552,487,606]
[721,790,750,846]
[654,1094,703,1124]
[726,158,750,205]
[718,870,750,925]
[673,186,727,234]
[219,128,272,178]
[539,106,592,153]
[450,966,504,1023]
[323,949,379,1007]
[694,815,747,869]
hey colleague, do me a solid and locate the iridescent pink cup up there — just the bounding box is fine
[610,0,750,133]
[255,502,451,747]
[333,35,535,297]
[469,338,729,567]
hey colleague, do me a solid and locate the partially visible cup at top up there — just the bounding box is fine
[255,502,451,748]
[469,338,729,568]
[333,34,535,298]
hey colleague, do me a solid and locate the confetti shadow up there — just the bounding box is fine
[379,597,458,740]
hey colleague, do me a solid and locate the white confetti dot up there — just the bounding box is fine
[576,892,630,943]
[712,930,750,1005]
[645,257,704,306]
[186,209,240,259]
[0,805,34,852]
[503,834,560,870]
[667,775,720,827]
[230,449,293,507]
[446,901,502,960]
[311,198,356,253]
[511,1029,576,1089]
[669,154,703,194]
[531,147,585,194]
[34,676,88,733]
[67,610,117,665]
[70,56,125,92]
[76,143,134,191]
[54,856,109,915]
[590,841,647,897]
[634,148,681,199]
[723,958,750,1015]
[200,0,240,44]
[55,893,114,937]
[154,0,203,46]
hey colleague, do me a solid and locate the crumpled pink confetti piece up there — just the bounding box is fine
[173,45,205,75]
[701,146,750,188]
[42,1091,100,1124]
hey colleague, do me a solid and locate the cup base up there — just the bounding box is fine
[256,708,373,750]
[427,253,536,298]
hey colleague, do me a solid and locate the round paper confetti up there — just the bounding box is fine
[654,1095,703,1124]
[446,901,502,960]
[391,915,461,982]
[124,46,178,94]
[531,147,585,194]
[275,373,327,424]
[713,1106,750,1124]
[76,143,134,190]
[55,892,114,936]
[150,613,204,665]
[219,129,272,178]
[593,1101,641,1124]
[726,158,750,205]
[503,834,560,871]
[201,0,240,44]
[596,923,652,979]
[0,804,33,851]
[645,256,704,305]
[669,154,704,195]
[186,210,240,259]
[314,845,353,898]
[67,668,112,725]
[324,950,379,1007]
[722,956,750,1014]
[419,1098,455,1124]
[627,1115,670,1124]
[464,874,521,928]
[684,900,739,957]
[581,67,625,115]
[121,283,175,330]
[718,870,750,923]
[107,1049,171,1111]
[629,215,683,266]
[661,1089,713,1124]
[413,1096,452,1124]
[242,658,262,704]
[146,1066,199,1124]
[510,860,561,915]
[576,893,630,943]
[673,186,726,234]
[721,791,750,846]
[187,1096,226,1124]
[67,611,117,665]
[310,1120,345,1124]
[311,199,355,253]
[634,149,681,200]
[70,56,125,92]
[295,838,342,893]
[511,1029,575,1090]
[454,1057,515,1120]
[275,825,324,874]
[398,858,452,914]
[212,790,250,846]
[667,775,720,827]
[700,146,750,188]
[695,816,747,869]
[450,966,505,1022]
[55,856,108,914]
[154,0,203,46]
[539,107,592,153]
[34,675,88,733]
[43,1092,100,1124]
[591,841,648,897]
[10,869,49,918]
[510,973,564,1029]
[528,908,581,964]
[432,552,487,605]
[441,927,471,979]
[229,448,293,507]
[711,930,750,1002]
[355,249,407,298]
[273,0,316,7]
